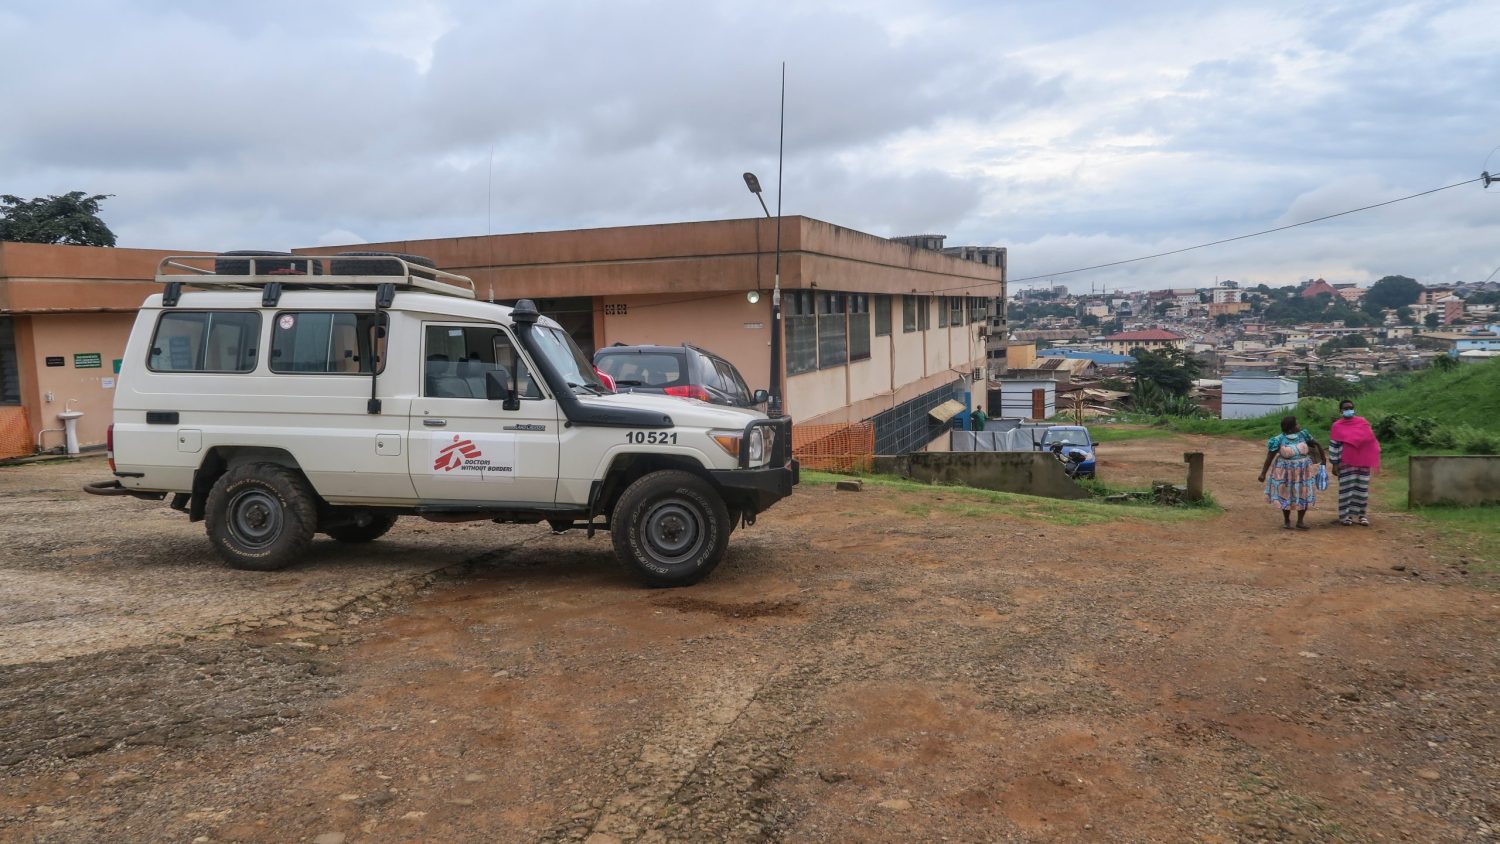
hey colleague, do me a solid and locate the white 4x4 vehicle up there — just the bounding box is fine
[89,252,798,587]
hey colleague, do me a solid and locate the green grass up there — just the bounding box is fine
[1354,358,1500,430]
[1088,426,1178,443]
[802,470,1220,526]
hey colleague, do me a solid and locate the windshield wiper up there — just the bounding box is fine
[567,381,609,396]
[612,379,645,386]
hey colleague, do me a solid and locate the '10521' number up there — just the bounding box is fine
[625,431,677,445]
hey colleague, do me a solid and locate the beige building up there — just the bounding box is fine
[0,243,182,458]
[2,216,1004,459]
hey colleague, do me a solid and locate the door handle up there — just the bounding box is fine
[423,419,447,427]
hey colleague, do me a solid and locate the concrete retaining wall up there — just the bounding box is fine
[1409,456,1500,506]
[872,451,1090,500]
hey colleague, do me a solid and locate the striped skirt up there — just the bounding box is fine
[1338,467,1371,518]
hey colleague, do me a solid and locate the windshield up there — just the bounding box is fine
[532,326,606,394]
[1042,430,1090,448]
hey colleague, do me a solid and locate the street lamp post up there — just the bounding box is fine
[743,171,784,418]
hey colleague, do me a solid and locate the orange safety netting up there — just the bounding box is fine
[0,406,34,460]
[792,421,874,473]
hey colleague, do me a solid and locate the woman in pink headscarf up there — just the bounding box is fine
[1329,399,1382,526]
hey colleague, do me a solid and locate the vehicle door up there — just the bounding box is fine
[408,323,560,505]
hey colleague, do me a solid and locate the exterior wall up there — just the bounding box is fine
[595,292,772,392]
[1409,456,1500,506]
[22,313,135,449]
[1006,343,1037,370]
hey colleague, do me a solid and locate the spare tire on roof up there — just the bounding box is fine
[329,251,438,280]
[214,250,324,276]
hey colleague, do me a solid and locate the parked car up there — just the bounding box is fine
[1038,425,1097,479]
[594,344,768,409]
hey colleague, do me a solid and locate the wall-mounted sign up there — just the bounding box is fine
[45,356,65,367]
[743,322,765,329]
[112,358,122,374]
[603,303,628,315]
[101,377,116,389]
[73,353,102,369]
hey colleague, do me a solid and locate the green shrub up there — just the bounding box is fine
[1457,427,1500,455]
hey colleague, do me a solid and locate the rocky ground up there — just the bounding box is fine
[0,439,1497,843]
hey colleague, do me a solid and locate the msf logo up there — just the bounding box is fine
[434,435,481,472]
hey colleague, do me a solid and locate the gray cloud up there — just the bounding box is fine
[1,0,1495,290]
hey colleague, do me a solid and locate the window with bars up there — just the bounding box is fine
[848,294,871,361]
[949,296,964,327]
[917,296,931,330]
[874,294,892,337]
[817,292,848,369]
[0,317,19,404]
[785,291,817,375]
[903,295,917,333]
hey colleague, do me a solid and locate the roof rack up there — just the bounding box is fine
[154,254,477,300]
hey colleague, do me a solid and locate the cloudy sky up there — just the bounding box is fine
[2,0,1496,291]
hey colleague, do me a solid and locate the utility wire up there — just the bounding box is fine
[927,174,1488,296]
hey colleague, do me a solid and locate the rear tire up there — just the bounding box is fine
[324,513,397,543]
[205,463,318,571]
[611,470,730,588]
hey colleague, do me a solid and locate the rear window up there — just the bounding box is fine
[596,351,685,388]
[270,312,385,374]
[148,311,261,373]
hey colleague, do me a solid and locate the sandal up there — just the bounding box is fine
[1339,517,1353,526]
[1295,524,1310,531]
[1357,516,1370,526]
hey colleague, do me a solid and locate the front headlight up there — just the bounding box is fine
[709,427,770,466]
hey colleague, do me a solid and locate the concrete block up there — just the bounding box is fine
[835,479,863,492]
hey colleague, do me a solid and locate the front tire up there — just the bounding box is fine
[611,470,730,587]
[205,463,318,571]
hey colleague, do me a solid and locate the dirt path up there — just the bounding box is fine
[2,437,1497,843]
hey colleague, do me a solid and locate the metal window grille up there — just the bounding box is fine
[817,292,847,369]
[870,380,962,455]
[917,297,931,330]
[785,291,818,375]
[848,294,871,361]
[874,294,892,336]
[902,295,917,333]
[0,317,20,404]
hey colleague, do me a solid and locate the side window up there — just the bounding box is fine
[696,351,726,392]
[148,311,261,372]
[423,324,541,399]
[715,359,750,403]
[269,312,385,374]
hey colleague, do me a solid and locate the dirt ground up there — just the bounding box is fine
[1,437,1498,844]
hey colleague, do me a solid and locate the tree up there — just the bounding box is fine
[1304,372,1362,400]
[1363,275,1422,311]
[1153,301,1173,316]
[1079,313,1100,328]
[0,192,117,246]
[1424,313,1441,329]
[1128,347,1201,397]
[1214,313,1233,328]
[1395,305,1414,324]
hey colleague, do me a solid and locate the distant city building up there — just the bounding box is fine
[1300,278,1338,300]
[1100,329,1186,355]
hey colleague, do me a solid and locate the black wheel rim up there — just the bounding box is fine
[641,498,706,566]
[227,488,284,551]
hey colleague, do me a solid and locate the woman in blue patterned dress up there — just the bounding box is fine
[1257,415,1326,530]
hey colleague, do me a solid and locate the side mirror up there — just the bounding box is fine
[752,389,770,404]
[486,369,521,410]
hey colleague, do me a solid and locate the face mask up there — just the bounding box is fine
[1342,409,1355,418]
